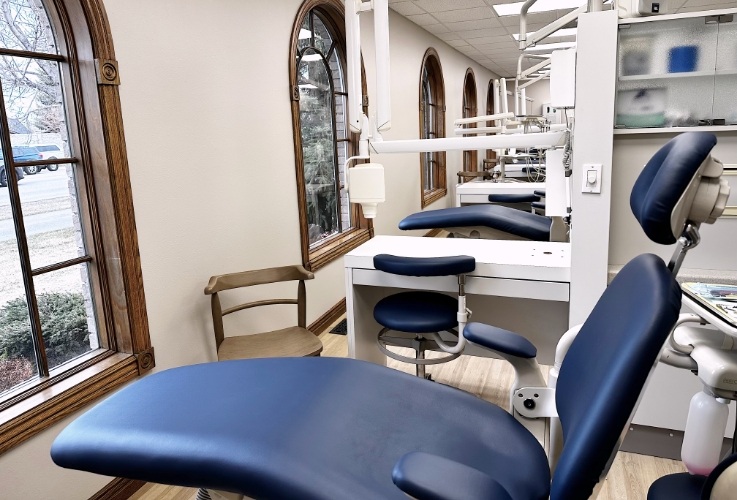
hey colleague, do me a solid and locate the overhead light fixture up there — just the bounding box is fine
[493,0,609,16]
[513,27,576,40]
[298,28,311,39]
[525,41,576,52]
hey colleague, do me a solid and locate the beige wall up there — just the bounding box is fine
[0,2,496,498]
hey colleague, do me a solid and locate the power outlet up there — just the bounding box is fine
[582,163,602,194]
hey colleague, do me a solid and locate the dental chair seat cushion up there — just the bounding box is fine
[51,358,551,500]
[374,291,458,333]
[630,132,717,244]
[463,322,537,359]
[487,193,540,204]
[399,205,552,241]
[373,254,475,277]
[647,473,706,500]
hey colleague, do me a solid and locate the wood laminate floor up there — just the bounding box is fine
[132,321,686,500]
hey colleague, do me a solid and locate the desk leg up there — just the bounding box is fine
[346,269,387,365]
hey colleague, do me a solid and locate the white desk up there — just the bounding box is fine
[345,235,571,365]
[455,181,546,206]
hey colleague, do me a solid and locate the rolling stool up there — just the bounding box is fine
[372,254,476,379]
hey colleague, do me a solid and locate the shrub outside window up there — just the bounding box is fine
[0,0,153,454]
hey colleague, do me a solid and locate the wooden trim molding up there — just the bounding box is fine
[419,48,447,208]
[0,353,138,454]
[89,478,146,500]
[308,298,347,335]
[462,68,478,172]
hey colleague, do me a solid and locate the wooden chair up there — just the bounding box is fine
[204,265,323,360]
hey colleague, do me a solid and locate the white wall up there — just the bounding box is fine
[0,2,497,498]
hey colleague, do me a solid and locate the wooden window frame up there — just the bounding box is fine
[419,48,446,208]
[0,0,153,455]
[462,68,478,172]
[289,0,372,273]
[486,79,497,162]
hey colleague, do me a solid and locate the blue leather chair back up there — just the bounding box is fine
[550,253,681,499]
[630,132,717,244]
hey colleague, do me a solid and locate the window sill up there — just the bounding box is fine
[422,188,447,208]
[307,227,372,272]
[0,351,140,455]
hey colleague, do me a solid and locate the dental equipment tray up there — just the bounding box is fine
[681,282,737,337]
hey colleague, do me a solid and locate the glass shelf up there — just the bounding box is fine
[615,11,737,131]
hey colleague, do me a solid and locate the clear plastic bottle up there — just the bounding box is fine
[681,391,729,476]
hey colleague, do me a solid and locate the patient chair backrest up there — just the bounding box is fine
[630,132,721,244]
[551,132,722,499]
[550,254,681,500]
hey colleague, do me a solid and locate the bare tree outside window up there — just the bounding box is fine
[0,0,98,396]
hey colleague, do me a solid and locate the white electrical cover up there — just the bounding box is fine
[550,49,576,109]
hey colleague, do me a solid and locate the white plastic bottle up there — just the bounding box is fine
[681,391,729,476]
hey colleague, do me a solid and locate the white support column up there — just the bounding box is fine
[568,10,618,326]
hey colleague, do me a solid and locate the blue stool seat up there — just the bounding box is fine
[488,193,540,204]
[399,204,552,241]
[51,358,552,499]
[532,201,546,211]
[647,473,706,499]
[375,291,458,334]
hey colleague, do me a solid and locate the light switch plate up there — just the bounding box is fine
[582,163,602,194]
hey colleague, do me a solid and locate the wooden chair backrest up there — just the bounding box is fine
[204,265,314,349]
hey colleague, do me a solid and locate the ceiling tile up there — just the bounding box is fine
[423,23,451,34]
[463,34,513,44]
[406,13,440,26]
[435,31,463,41]
[446,39,470,47]
[414,0,488,13]
[389,2,426,16]
[431,6,495,23]
[443,18,502,32]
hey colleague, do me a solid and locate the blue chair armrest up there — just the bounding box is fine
[464,322,537,359]
[393,452,513,500]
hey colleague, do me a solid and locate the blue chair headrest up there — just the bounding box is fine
[373,254,475,277]
[630,132,717,245]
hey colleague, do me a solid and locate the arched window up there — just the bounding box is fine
[419,48,446,208]
[462,68,477,172]
[0,0,151,453]
[486,79,497,162]
[290,0,371,272]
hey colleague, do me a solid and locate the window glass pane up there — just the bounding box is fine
[18,164,84,269]
[298,50,339,246]
[298,15,312,53]
[0,55,78,269]
[34,263,97,370]
[312,14,334,56]
[0,233,38,396]
[0,0,58,54]
[337,141,350,231]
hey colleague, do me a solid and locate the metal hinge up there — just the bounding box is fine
[95,59,120,85]
[512,387,558,418]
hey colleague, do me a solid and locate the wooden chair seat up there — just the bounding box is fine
[218,326,323,360]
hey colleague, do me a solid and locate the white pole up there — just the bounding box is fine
[345,0,363,133]
[373,0,391,132]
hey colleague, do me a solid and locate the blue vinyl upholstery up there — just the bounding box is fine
[533,190,546,197]
[52,357,551,500]
[374,254,475,277]
[488,193,540,203]
[648,452,737,499]
[464,323,537,359]
[630,132,716,244]
[551,254,681,499]
[51,255,679,500]
[374,291,458,334]
[399,205,552,241]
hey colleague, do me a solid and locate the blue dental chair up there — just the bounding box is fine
[50,132,727,500]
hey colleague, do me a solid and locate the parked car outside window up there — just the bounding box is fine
[0,146,41,186]
[32,144,62,172]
